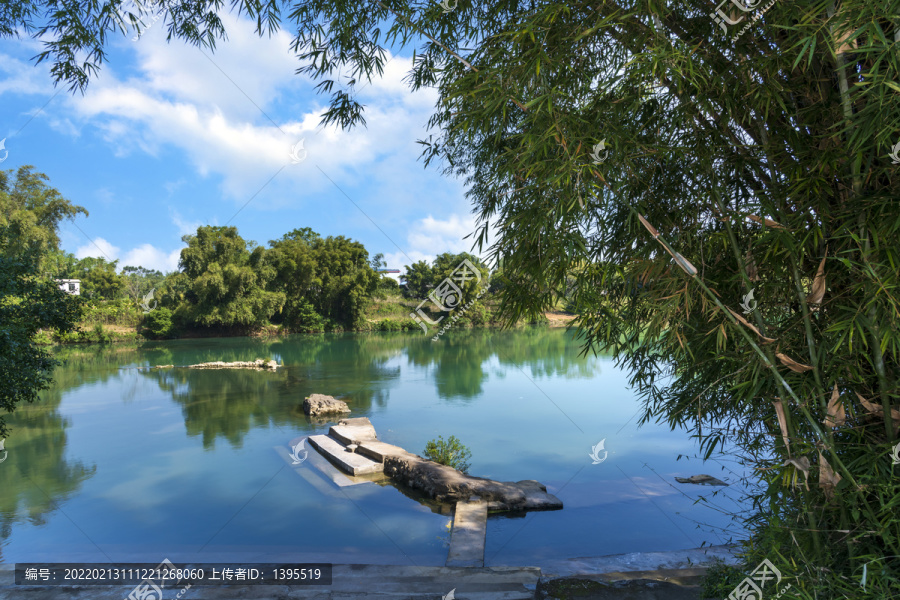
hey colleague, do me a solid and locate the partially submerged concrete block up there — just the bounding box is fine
[446,500,488,567]
[308,434,383,475]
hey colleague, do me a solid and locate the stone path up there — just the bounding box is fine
[446,500,489,568]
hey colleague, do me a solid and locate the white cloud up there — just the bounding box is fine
[171,210,204,237]
[120,244,182,273]
[75,237,120,262]
[74,236,182,273]
[54,13,441,207]
[384,213,495,272]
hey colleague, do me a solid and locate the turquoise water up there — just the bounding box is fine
[0,328,743,568]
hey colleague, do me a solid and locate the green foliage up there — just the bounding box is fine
[142,307,175,339]
[268,230,377,330]
[699,558,743,599]
[176,226,285,330]
[121,265,164,306]
[400,260,433,299]
[376,317,420,331]
[0,224,84,438]
[77,257,124,300]
[0,166,88,269]
[375,276,400,297]
[423,435,472,474]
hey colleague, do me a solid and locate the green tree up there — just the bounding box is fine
[0,225,84,438]
[268,231,377,330]
[176,226,284,330]
[430,252,489,307]
[75,256,124,300]
[122,265,164,308]
[0,166,88,269]
[400,260,434,299]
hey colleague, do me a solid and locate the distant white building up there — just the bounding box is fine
[55,279,81,295]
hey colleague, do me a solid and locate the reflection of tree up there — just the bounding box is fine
[149,367,294,449]
[144,334,406,449]
[405,328,603,400]
[269,334,403,411]
[0,380,96,555]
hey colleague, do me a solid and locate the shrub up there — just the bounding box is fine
[423,435,472,474]
[700,558,743,599]
[92,323,112,343]
[143,307,175,339]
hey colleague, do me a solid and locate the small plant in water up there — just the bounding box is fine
[424,435,472,474]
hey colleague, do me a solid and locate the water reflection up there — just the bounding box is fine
[1,327,610,562]
[0,380,96,563]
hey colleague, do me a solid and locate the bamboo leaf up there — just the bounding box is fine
[824,383,846,427]
[637,214,660,238]
[747,214,787,229]
[855,392,900,422]
[817,450,841,498]
[806,253,827,305]
[773,400,791,455]
[727,307,776,343]
[776,352,815,373]
[783,456,809,489]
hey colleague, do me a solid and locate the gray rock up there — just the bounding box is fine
[674,474,727,486]
[303,393,352,416]
[185,358,278,370]
[383,454,563,511]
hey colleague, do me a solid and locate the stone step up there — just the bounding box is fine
[356,440,414,463]
[329,419,378,446]
[446,500,489,568]
[308,434,383,476]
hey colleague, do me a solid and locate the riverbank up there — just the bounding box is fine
[34,308,578,345]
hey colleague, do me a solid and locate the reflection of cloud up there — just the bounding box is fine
[98,447,201,513]
[551,476,678,509]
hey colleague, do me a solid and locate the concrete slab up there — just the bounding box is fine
[308,435,383,476]
[329,418,378,446]
[356,440,414,463]
[447,500,488,568]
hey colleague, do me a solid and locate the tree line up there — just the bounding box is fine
[3,165,502,342]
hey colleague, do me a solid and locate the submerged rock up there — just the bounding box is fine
[674,474,727,486]
[303,393,352,416]
[185,358,278,370]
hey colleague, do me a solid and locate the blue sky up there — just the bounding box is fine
[1,10,489,275]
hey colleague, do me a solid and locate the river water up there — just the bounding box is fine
[0,328,744,568]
